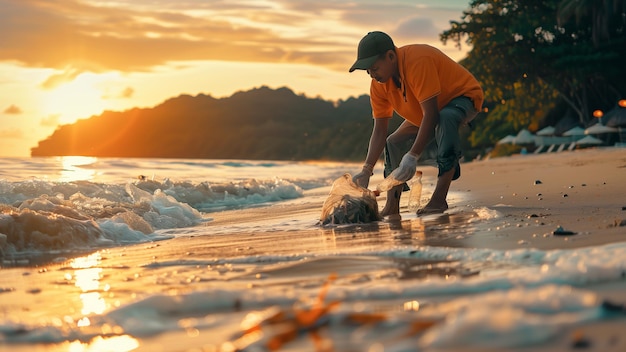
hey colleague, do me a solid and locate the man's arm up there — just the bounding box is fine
[409,96,439,156]
[378,96,439,186]
[353,117,390,187]
[364,117,390,169]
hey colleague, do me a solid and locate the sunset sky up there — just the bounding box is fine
[0,0,472,157]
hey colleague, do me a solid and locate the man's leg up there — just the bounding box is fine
[381,120,418,216]
[419,96,474,214]
[419,164,455,213]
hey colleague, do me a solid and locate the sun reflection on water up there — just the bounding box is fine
[66,253,140,350]
[70,253,106,317]
[58,156,98,182]
[67,335,139,352]
[403,300,421,312]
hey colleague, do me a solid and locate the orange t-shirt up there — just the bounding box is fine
[370,44,484,126]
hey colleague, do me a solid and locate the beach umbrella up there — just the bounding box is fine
[601,105,626,127]
[497,135,516,144]
[536,126,555,136]
[575,135,603,145]
[562,126,585,136]
[513,129,535,144]
[585,123,618,134]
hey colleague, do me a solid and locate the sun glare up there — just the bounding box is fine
[68,335,139,352]
[40,73,111,124]
[58,156,99,182]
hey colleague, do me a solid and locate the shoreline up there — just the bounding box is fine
[196,147,626,253]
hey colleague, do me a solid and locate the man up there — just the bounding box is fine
[349,31,483,217]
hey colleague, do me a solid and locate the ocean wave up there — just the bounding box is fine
[0,177,303,259]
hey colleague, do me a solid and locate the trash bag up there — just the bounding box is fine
[319,173,381,225]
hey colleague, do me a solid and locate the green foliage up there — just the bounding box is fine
[442,0,626,145]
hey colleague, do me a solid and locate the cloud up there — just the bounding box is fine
[40,66,84,90]
[0,0,333,71]
[40,114,61,127]
[0,128,23,139]
[3,104,22,114]
[102,86,135,99]
[120,86,134,98]
[395,17,441,42]
[0,0,467,75]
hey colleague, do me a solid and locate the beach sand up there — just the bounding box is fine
[2,147,626,351]
[440,147,626,251]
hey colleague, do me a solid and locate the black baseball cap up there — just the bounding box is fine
[349,31,395,72]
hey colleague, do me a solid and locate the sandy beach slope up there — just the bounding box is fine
[447,147,626,250]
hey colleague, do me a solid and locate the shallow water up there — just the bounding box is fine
[1,156,625,351]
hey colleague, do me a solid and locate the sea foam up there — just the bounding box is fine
[0,176,303,258]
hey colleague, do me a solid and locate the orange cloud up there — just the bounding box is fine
[102,86,134,99]
[0,128,23,139]
[40,66,84,90]
[40,114,61,127]
[0,0,466,78]
[0,0,351,74]
[3,104,22,114]
[120,87,134,98]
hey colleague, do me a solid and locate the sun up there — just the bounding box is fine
[40,73,111,125]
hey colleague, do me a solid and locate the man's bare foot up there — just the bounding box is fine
[380,204,400,217]
[381,186,402,217]
[416,200,448,215]
[382,213,402,221]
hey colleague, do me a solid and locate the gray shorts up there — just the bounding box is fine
[383,96,478,180]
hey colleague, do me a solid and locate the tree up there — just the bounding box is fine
[557,0,626,47]
[441,0,626,135]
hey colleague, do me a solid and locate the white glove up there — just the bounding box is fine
[376,152,420,192]
[391,152,419,182]
[352,164,373,188]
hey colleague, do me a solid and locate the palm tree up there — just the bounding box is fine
[557,0,626,46]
